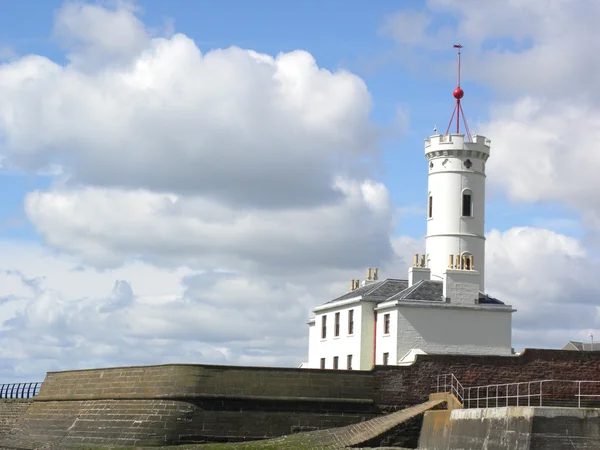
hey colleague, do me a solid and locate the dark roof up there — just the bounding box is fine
[328,279,408,303]
[478,293,505,305]
[324,278,507,307]
[388,280,444,302]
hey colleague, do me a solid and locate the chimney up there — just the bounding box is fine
[413,254,419,267]
[408,254,430,286]
[469,255,474,270]
[350,279,355,291]
[373,268,379,280]
[448,254,454,269]
[354,279,360,290]
[367,267,372,280]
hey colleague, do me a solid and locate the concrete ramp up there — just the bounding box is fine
[259,398,446,449]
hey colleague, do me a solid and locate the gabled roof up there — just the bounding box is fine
[562,341,600,351]
[327,279,408,304]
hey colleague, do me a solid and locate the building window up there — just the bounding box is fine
[428,195,433,218]
[333,356,339,370]
[321,315,327,339]
[347,354,353,370]
[383,352,389,366]
[384,313,390,335]
[348,309,354,335]
[334,312,340,337]
[462,190,472,217]
[320,358,325,369]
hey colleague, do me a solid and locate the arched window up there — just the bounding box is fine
[462,189,472,217]
[461,252,473,270]
[428,193,433,219]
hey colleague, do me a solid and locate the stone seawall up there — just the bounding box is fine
[2,364,377,448]
[0,399,32,437]
[374,349,600,408]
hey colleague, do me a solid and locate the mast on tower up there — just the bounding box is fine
[444,44,472,141]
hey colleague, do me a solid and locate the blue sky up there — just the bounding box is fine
[0,0,598,381]
[0,0,581,243]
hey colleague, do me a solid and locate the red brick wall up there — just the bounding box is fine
[373,349,600,407]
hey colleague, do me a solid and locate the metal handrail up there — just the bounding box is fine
[436,375,600,409]
[0,382,42,399]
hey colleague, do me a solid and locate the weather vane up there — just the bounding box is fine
[444,44,472,141]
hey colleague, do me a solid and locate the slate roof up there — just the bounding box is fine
[388,280,444,302]
[327,279,408,303]
[324,278,507,307]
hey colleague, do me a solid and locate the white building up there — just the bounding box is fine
[304,59,515,369]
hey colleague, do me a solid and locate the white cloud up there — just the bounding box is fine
[486,227,600,350]
[24,179,394,271]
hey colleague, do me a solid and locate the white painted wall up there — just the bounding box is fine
[392,303,513,357]
[307,302,376,370]
[425,134,490,291]
[375,309,398,365]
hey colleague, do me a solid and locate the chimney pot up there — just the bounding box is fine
[420,254,426,268]
[373,268,379,280]
[413,254,419,267]
[367,267,372,280]
[448,254,454,268]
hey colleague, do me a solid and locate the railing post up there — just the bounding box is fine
[540,381,543,407]
[578,381,581,408]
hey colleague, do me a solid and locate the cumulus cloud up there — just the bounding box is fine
[0,15,377,208]
[486,227,600,350]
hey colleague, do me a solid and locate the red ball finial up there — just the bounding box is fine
[453,87,464,99]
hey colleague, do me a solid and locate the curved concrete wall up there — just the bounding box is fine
[2,364,376,448]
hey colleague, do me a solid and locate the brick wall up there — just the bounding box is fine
[373,349,600,408]
[0,399,32,437]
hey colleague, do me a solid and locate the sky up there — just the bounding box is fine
[0,0,598,382]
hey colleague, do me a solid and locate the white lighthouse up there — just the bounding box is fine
[303,46,514,371]
[424,133,489,291]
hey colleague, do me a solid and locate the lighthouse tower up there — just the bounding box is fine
[424,45,489,293]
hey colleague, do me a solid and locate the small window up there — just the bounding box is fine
[333,356,339,370]
[334,312,340,337]
[384,313,390,335]
[348,309,354,335]
[321,315,327,339]
[347,354,353,370]
[462,191,472,217]
[383,352,389,366]
[428,195,433,218]
[320,358,325,369]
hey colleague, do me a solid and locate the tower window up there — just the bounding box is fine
[462,192,472,217]
[321,315,327,339]
[428,195,433,218]
[334,312,340,337]
[384,313,391,335]
[348,309,354,335]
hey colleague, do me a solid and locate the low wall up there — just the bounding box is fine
[3,349,600,448]
[419,407,600,450]
[2,364,377,447]
[0,399,32,437]
[374,349,600,408]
